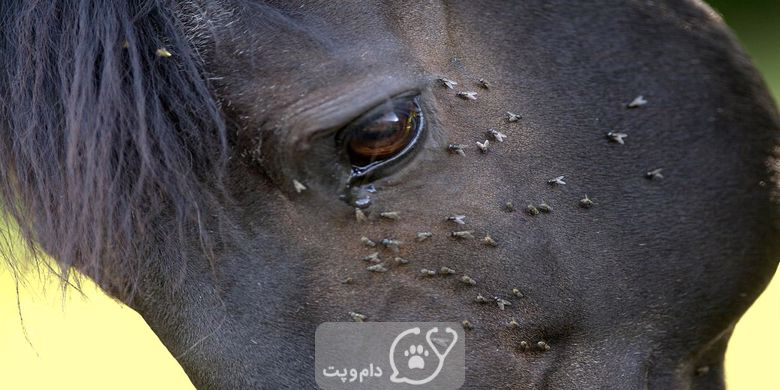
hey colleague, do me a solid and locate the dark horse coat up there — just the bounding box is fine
[1,1,778,389]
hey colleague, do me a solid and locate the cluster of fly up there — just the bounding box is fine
[341,83,659,333]
[518,340,551,352]
[419,266,457,277]
[439,76,520,158]
[381,238,402,253]
[474,294,512,310]
[526,202,552,216]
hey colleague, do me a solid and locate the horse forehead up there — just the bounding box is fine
[225,0,451,53]
[198,1,507,83]
[205,2,424,66]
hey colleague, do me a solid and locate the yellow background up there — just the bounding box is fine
[1,2,779,389]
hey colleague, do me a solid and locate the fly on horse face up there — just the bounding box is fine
[1,1,778,389]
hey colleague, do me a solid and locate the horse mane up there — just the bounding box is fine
[0,0,228,300]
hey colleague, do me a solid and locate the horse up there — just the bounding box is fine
[1,1,778,389]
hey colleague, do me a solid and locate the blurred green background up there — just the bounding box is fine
[709,0,779,99]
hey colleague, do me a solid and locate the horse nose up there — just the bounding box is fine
[458,333,653,390]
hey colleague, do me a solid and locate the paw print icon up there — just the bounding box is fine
[405,345,429,369]
[389,327,458,385]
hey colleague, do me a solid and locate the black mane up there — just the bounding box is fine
[0,0,228,299]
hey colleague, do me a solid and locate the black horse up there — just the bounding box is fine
[1,1,778,389]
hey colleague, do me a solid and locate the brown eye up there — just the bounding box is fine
[341,95,424,175]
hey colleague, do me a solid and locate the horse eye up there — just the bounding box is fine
[340,95,424,177]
